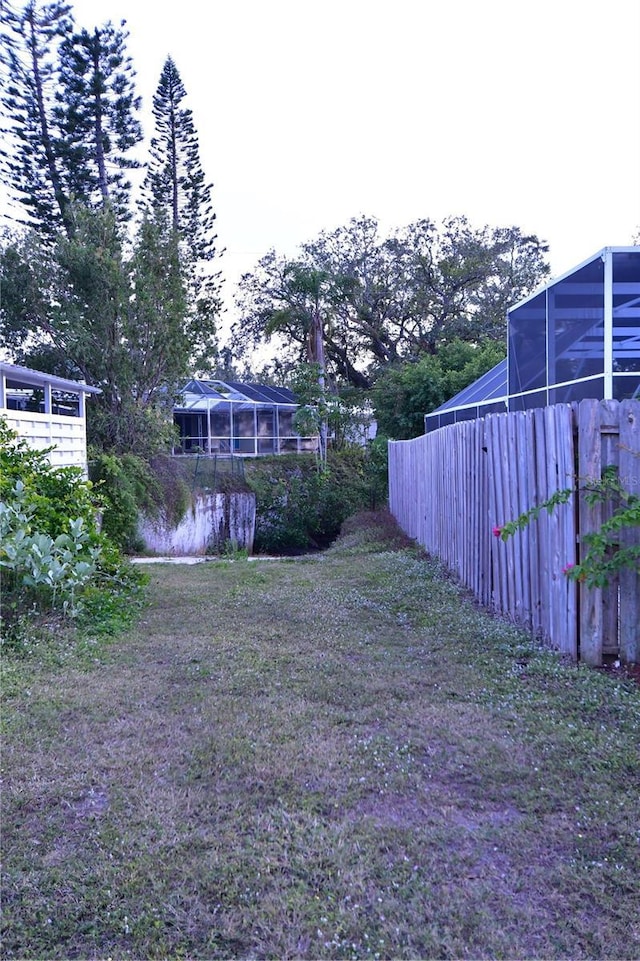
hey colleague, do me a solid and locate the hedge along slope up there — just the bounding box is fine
[91,448,383,556]
[244,449,374,554]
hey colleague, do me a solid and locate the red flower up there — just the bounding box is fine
[562,563,575,575]
[492,526,502,538]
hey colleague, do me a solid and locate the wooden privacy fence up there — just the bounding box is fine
[388,399,640,665]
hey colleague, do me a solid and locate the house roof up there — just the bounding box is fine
[177,379,298,409]
[0,361,102,395]
[430,359,507,415]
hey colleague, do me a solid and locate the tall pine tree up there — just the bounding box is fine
[1,4,142,231]
[1,8,221,450]
[141,56,221,366]
[0,0,75,238]
[54,19,143,219]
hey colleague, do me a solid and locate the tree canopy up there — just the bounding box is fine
[140,55,222,364]
[372,339,507,440]
[1,2,142,233]
[231,215,549,391]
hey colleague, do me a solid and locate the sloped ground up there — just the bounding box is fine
[2,512,639,960]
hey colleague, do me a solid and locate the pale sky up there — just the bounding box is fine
[8,0,640,338]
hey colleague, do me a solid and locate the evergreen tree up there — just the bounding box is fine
[0,0,75,238]
[127,212,190,411]
[54,19,142,218]
[1,208,194,453]
[141,56,221,364]
[54,204,132,433]
[0,225,61,355]
[1,6,220,452]
[1,4,142,230]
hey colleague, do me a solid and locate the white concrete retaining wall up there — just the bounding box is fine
[139,492,256,556]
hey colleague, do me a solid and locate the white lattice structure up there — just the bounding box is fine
[0,362,101,472]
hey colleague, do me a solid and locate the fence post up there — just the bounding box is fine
[578,400,603,665]
[619,401,640,664]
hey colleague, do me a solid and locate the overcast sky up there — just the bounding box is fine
[11,0,640,334]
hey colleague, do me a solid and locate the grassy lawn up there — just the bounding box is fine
[2,511,639,960]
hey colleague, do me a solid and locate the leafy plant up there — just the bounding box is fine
[0,418,97,538]
[89,451,193,552]
[245,450,373,553]
[0,479,101,629]
[89,452,149,552]
[363,435,389,510]
[496,465,640,588]
[0,417,147,644]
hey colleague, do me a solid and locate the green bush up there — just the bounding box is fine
[89,452,146,552]
[245,448,376,553]
[0,481,101,620]
[373,339,506,439]
[363,435,389,510]
[0,417,146,646]
[89,452,193,552]
[0,419,97,538]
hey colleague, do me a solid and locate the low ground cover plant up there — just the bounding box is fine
[2,511,638,960]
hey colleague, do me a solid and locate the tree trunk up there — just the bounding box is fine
[310,306,328,465]
[26,7,73,236]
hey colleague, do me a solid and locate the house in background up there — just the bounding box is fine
[0,361,101,472]
[425,246,640,431]
[173,379,319,456]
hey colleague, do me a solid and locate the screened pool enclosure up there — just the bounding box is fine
[173,380,318,456]
[425,247,640,431]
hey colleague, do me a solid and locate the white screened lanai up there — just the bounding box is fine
[425,247,640,431]
[173,380,319,456]
[0,361,101,471]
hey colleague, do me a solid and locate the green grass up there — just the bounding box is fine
[2,511,639,960]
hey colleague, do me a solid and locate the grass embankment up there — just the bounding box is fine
[2,512,639,960]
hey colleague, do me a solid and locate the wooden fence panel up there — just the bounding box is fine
[388,399,639,663]
[488,415,506,613]
[532,407,548,637]
[600,401,623,655]
[578,401,605,665]
[515,413,531,628]
[544,406,561,645]
[557,405,578,659]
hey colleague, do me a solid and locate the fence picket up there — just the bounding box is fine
[578,401,604,664]
[533,407,550,638]
[557,404,578,658]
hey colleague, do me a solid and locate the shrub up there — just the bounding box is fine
[0,419,97,538]
[89,452,148,552]
[0,481,101,622]
[245,448,375,553]
[89,452,193,552]
[0,417,146,645]
[363,435,389,510]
